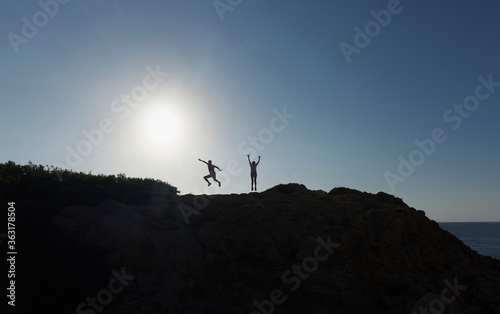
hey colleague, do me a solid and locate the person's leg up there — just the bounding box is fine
[254,174,258,191]
[203,174,211,186]
[212,172,221,187]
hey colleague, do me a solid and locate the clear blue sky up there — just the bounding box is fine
[1,0,499,222]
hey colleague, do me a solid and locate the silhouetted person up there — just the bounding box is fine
[198,159,222,187]
[247,155,260,191]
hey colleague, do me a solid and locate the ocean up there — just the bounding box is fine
[439,222,500,260]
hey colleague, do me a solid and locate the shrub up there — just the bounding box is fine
[0,161,179,209]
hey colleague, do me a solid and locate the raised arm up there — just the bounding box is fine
[247,155,251,165]
[256,156,261,165]
[198,158,207,165]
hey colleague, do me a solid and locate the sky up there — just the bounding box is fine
[1,0,499,222]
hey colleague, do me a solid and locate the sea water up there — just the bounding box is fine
[439,222,500,260]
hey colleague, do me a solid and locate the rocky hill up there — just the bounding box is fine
[14,184,500,313]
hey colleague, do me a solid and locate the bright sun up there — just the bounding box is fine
[145,106,181,142]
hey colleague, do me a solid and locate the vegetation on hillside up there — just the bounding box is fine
[0,161,178,210]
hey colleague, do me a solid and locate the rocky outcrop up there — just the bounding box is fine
[44,184,500,313]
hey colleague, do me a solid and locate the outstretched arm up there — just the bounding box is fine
[215,165,222,171]
[198,158,207,165]
[256,156,261,165]
[247,155,251,165]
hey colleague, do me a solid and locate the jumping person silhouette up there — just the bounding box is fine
[247,155,260,191]
[198,159,222,187]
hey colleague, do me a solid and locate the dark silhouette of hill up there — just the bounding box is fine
[0,160,178,209]
[1,164,499,313]
[0,161,178,314]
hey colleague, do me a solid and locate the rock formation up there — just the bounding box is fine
[21,184,500,313]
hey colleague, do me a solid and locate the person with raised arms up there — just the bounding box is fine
[247,155,260,191]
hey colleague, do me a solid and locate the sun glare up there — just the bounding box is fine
[149,109,179,139]
[141,104,182,144]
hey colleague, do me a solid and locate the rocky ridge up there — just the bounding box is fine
[37,184,500,313]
